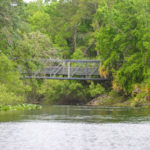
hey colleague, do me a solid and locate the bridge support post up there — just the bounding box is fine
[86,62,88,78]
[68,61,71,78]
[62,62,65,76]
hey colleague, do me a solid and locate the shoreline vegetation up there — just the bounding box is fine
[0,0,150,110]
[87,93,150,108]
[0,104,42,112]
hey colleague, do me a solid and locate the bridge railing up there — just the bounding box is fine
[40,59,101,77]
[20,59,107,80]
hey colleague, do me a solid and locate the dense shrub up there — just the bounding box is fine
[38,80,105,104]
[89,82,105,98]
[0,54,26,105]
[39,80,88,104]
[113,54,144,95]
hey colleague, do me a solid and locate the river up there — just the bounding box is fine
[0,105,150,150]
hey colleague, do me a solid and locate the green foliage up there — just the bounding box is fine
[38,80,106,104]
[0,84,23,106]
[25,0,100,58]
[28,11,51,32]
[0,54,25,94]
[95,0,150,99]
[0,0,25,54]
[89,82,105,98]
[130,76,150,106]
[14,31,54,73]
[0,104,42,112]
[39,80,88,104]
[114,54,144,94]
[71,49,85,59]
[0,54,26,105]
[1,0,150,106]
[95,0,150,66]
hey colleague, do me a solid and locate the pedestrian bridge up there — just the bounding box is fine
[23,59,107,81]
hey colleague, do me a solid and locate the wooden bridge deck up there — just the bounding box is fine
[22,59,107,80]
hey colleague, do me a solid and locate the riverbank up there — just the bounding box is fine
[86,92,150,108]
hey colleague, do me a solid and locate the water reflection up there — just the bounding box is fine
[1,105,150,123]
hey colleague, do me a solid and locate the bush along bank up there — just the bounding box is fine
[38,80,105,105]
[0,104,42,112]
[87,91,150,108]
[0,54,42,112]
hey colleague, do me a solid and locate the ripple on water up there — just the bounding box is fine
[0,122,150,150]
[1,106,150,150]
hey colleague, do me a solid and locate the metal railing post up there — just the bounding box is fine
[62,61,65,76]
[86,62,88,78]
[68,61,71,78]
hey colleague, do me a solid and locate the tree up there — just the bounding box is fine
[0,0,25,54]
